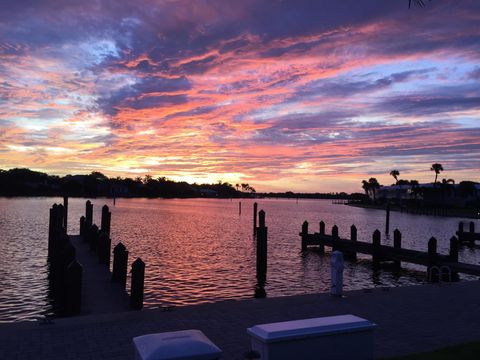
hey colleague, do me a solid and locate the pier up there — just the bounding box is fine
[300,220,480,279]
[47,199,145,316]
[457,221,480,245]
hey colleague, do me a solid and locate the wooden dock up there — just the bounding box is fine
[456,221,480,245]
[300,220,480,280]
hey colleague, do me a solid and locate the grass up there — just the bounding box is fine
[385,341,480,359]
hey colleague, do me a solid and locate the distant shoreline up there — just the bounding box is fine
[347,202,479,219]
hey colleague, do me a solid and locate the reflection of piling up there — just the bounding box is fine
[256,210,268,282]
[393,229,402,270]
[130,258,145,310]
[239,201,242,215]
[112,243,128,287]
[253,202,258,236]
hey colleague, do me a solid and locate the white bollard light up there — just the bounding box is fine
[331,251,344,296]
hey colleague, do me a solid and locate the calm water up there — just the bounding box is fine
[0,197,478,322]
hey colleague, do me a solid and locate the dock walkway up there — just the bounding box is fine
[1,281,480,359]
[70,235,130,315]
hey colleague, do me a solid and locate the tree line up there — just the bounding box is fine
[0,168,257,198]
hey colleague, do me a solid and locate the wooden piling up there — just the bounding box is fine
[256,210,268,281]
[130,258,145,310]
[112,242,128,287]
[393,229,402,270]
[372,230,381,267]
[85,200,93,225]
[63,196,68,230]
[89,224,99,251]
[319,221,325,236]
[348,225,357,261]
[253,202,258,236]
[332,225,339,252]
[470,221,475,233]
[317,222,325,254]
[458,221,464,234]
[80,216,86,237]
[385,202,390,235]
[301,221,309,251]
[98,231,111,266]
[65,260,82,315]
[101,205,111,238]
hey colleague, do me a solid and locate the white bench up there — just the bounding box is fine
[133,329,222,360]
[247,315,376,360]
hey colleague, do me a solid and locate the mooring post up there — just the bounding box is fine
[428,237,438,282]
[80,216,86,237]
[318,221,325,254]
[89,224,99,251]
[253,202,258,236]
[98,231,112,268]
[332,225,339,252]
[449,236,459,281]
[256,210,268,281]
[85,200,93,226]
[112,243,129,287]
[66,260,82,315]
[393,229,402,270]
[458,221,464,234]
[372,230,381,267]
[470,221,475,233]
[101,205,111,238]
[349,225,357,261]
[301,221,309,251]
[385,202,390,235]
[130,258,145,310]
[63,196,68,231]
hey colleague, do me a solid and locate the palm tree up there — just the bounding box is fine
[368,177,380,202]
[362,180,370,196]
[430,163,444,184]
[390,170,400,184]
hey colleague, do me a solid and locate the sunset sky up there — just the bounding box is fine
[1,0,479,192]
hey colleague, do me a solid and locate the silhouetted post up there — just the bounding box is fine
[80,216,86,237]
[239,201,242,215]
[256,210,268,281]
[458,221,464,234]
[63,196,68,230]
[319,221,325,236]
[393,229,402,270]
[318,221,325,254]
[301,221,309,251]
[66,260,82,315]
[98,231,111,266]
[253,202,258,236]
[470,221,475,233]
[332,225,339,252]
[385,202,390,235]
[89,224,99,251]
[449,236,459,281]
[130,258,145,310]
[372,230,381,267]
[85,200,93,225]
[101,205,111,238]
[112,243,128,287]
[428,237,438,282]
[348,225,357,261]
